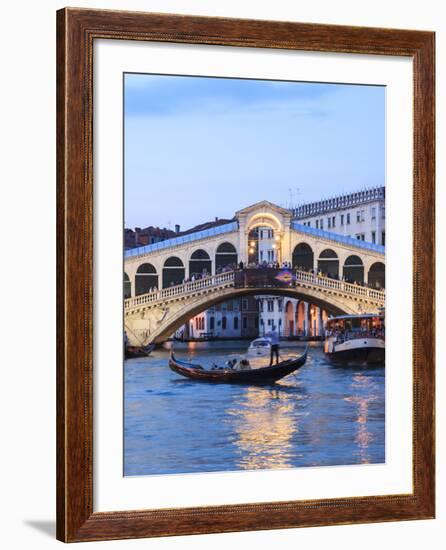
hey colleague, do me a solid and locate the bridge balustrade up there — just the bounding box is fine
[294,270,385,300]
[124,270,234,310]
[124,268,385,311]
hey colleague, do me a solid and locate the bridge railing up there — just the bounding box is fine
[124,270,235,310]
[294,270,385,302]
[124,268,385,312]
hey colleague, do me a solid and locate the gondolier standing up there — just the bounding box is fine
[266,326,280,365]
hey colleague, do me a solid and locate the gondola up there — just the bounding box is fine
[125,343,155,359]
[168,347,308,384]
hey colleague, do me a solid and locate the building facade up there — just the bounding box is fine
[293,186,385,245]
[184,295,328,341]
[179,296,259,340]
[257,296,328,338]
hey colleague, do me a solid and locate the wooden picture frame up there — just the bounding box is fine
[56,7,435,542]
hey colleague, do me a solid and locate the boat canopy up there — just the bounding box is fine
[328,313,382,321]
[250,338,271,348]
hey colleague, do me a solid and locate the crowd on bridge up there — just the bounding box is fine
[232,261,383,290]
[133,260,384,296]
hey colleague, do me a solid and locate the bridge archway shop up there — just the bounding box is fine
[135,263,158,296]
[292,242,314,271]
[368,261,385,289]
[189,249,212,278]
[124,272,131,298]
[318,248,339,278]
[162,256,185,288]
[215,242,238,272]
[343,255,364,285]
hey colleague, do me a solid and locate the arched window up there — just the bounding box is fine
[368,262,385,289]
[215,242,238,272]
[296,301,307,336]
[233,316,239,330]
[135,263,158,295]
[124,272,131,298]
[285,301,295,337]
[292,243,314,271]
[162,256,185,288]
[343,255,364,284]
[222,316,227,330]
[189,249,212,278]
[317,249,339,279]
[164,256,183,267]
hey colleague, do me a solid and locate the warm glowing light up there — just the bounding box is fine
[250,241,256,247]
[249,248,255,254]
[275,235,280,241]
[225,386,297,470]
[272,244,277,249]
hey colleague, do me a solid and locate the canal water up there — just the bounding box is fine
[124,341,385,477]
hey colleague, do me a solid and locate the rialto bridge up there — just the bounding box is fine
[124,201,385,344]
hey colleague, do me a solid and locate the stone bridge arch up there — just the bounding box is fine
[143,286,360,344]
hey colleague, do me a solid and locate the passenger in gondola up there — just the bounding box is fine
[238,359,251,371]
[225,358,238,369]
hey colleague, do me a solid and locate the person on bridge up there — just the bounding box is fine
[266,326,280,366]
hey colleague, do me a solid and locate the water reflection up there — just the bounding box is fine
[344,373,380,464]
[124,342,385,476]
[226,386,304,470]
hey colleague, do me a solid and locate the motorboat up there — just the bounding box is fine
[247,337,271,357]
[324,313,385,365]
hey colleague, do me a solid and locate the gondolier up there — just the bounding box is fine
[266,326,280,365]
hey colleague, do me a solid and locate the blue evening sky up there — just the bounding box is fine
[124,73,385,231]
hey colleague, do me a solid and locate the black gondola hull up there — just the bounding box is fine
[168,349,308,384]
[125,344,155,359]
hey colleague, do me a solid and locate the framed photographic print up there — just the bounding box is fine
[56,8,435,542]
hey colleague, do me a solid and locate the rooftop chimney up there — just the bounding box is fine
[175,224,180,234]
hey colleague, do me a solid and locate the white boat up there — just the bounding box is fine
[247,337,271,357]
[324,313,385,365]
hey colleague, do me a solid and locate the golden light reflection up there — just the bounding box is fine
[344,374,378,464]
[225,385,299,470]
